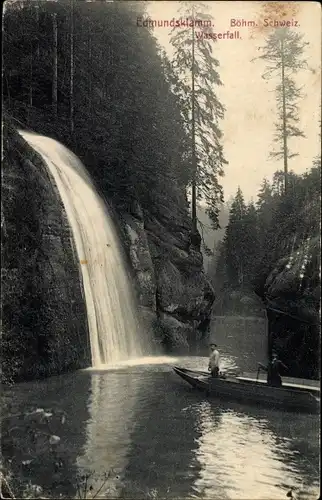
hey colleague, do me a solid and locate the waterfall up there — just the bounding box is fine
[20,131,148,367]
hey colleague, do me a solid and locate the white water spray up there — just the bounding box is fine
[20,131,149,367]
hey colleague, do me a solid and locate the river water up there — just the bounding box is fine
[2,322,320,500]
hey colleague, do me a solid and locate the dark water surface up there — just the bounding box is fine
[2,323,320,500]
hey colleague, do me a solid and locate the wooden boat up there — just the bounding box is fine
[173,366,320,413]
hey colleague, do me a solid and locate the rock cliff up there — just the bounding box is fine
[2,122,90,383]
[2,122,214,382]
[264,234,320,379]
[121,200,215,348]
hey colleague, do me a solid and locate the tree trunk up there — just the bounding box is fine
[191,4,197,233]
[239,261,244,288]
[29,42,33,112]
[4,70,11,110]
[88,28,92,115]
[1,201,7,238]
[70,0,74,137]
[35,5,40,59]
[52,13,58,117]
[281,39,288,195]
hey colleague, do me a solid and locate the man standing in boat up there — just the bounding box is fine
[267,352,288,387]
[208,343,220,377]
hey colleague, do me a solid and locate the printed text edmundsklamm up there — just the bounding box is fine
[137,17,213,29]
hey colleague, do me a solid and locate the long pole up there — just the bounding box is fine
[264,307,271,365]
[191,3,197,233]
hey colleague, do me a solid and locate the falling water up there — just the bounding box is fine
[20,131,149,367]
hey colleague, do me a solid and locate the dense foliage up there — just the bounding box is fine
[208,25,320,379]
[3,0,192,212]
[210,162,321,378]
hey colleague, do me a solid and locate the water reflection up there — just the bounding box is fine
[76,370,149,497]
[192,400,320,500]
[122,368,211,499]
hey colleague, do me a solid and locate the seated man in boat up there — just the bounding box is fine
[208,343,220,377]
[267,352,288,387]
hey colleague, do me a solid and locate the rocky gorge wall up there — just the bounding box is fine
[1,123,214,382]
[1,123,90,383]
[264,249,320,380]
[121,200,215,349]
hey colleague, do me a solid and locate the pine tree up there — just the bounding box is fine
[256,178,275,238]
[254,179,276,288]
[212,239,228,314]
[254,28,309,194]
[223,187,247,288]
[257,178,274,210]
[243,202,259,286]
[169,1,227,231]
